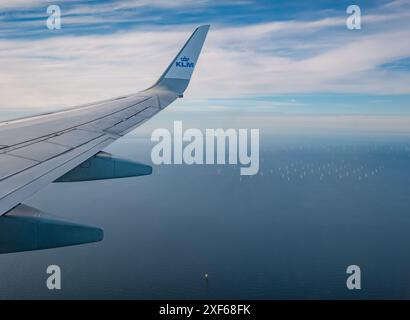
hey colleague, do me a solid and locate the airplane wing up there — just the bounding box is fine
[0,25,210,253]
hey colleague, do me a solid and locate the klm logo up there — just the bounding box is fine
[176,56,194,68]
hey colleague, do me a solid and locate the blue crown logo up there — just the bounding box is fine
[176,56,194,68]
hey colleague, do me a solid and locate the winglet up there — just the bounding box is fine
[151,25,210,96]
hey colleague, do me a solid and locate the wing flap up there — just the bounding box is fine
[46,129,104,148]
[0,155,38,181]
[8,141,70,162]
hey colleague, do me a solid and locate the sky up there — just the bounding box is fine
[0,0,409,116]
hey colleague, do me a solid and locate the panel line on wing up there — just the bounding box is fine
[0,154,39,182]
[8,141,71,162]
[46,129,104,148]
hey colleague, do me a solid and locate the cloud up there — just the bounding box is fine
[0,0,409,109]
[0,0,47,10]
[65,0,211,15]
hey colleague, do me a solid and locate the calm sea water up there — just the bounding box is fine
[0,129,410,299]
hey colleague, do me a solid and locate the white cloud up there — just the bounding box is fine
[0,0,46,9]
[0,1,410,109]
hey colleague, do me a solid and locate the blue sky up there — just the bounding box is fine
[0,0,400,35]
[0,0,409,115]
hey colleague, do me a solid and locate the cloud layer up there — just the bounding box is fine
[0,0,409,108]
